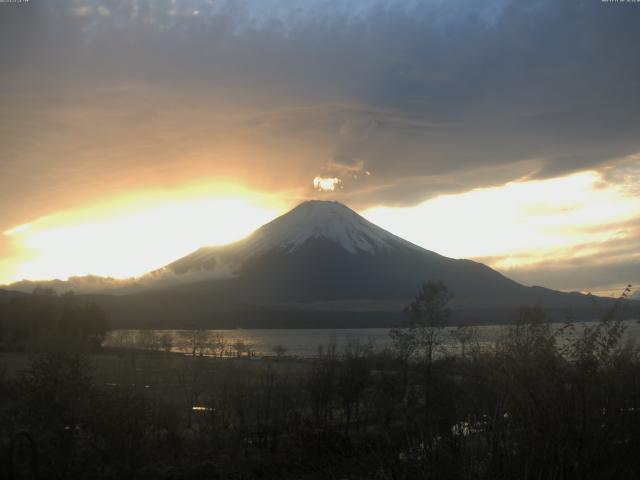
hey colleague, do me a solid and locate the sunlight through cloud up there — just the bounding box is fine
[313,176,341,192]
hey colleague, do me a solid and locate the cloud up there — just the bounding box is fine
[7,261,240,295]
[313,176,341,192]
[478,214,640,293]
[3,1,640,210]
[1,0,640,290]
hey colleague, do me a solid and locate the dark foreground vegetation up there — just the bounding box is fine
[1,284,640,479]
[0,287,108,352]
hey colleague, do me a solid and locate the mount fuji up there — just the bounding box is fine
[7,200,633,328]
[162,200,525,303]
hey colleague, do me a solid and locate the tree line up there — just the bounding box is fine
[0,288,109,352]
[0,282,639,479]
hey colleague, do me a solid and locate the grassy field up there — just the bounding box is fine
[1,349,310,398]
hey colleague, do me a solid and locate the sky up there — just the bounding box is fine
[1,0,639,295]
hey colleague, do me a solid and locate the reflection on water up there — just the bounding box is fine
[104,320,640,358]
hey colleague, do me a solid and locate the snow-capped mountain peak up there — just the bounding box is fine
[243,200,415,256]
[163,200,422,276]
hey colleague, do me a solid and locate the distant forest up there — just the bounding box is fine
[0,287,108,352]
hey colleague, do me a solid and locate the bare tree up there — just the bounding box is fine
[338,340,372,434]
[231,339,246,358]
[136,330,160,351]
[391,281,451,364]
[104,330,135,350]
[211,332,226,357]
[176,356,207,427]
[160,333,174,353]
[182,329,211,356]
[272,344,287,359]
[451,325,479,357]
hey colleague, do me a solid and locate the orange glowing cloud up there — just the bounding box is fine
[0,184,288,284]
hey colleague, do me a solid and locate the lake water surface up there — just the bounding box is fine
[106,319,640,358]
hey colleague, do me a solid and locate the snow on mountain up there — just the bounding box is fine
[166,200,423,275]
[162,199,597,310]
[240,200,419,256]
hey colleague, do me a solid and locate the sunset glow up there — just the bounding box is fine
[363,171,640,276]
[1,187,285,283]
[2,169,638,289]
[1,0,639,294]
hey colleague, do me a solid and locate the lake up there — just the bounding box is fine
[105,319,640,358]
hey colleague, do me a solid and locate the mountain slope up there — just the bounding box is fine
[7,200,636,327]
[167,200,421,274]
[161,200,524,303]
[131,200,623,324]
